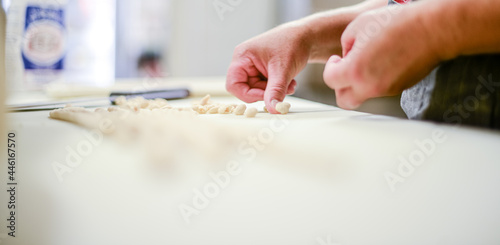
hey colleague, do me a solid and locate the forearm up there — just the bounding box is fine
[298,0,388,63]
[420,0,500,61]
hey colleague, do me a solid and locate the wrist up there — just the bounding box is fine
[303,0,388,63]
[304,8,361,62]
[414,0,465,62]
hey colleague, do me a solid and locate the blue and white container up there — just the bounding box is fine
[5,0,115,91]
[5,0,67,90]
[21,3,66,87]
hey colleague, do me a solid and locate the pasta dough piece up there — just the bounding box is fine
[208,106,219,114]
[275,102,291,114]
[218,105,232,114]
[233,104,246,115]
[198,106,208,114]
[50,107,103,129]
[244,108,258,118]
[49,95,253,166]
[114,96,127,106]
[200,94,211,106]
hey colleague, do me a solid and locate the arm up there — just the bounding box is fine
[304,0,388,63]
[322,0,500,110]
[421,0,500,60]
[226,0,387,113]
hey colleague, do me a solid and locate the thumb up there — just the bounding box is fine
[323,55,349,90]
[340,23,356,57]
[264,65,293,114]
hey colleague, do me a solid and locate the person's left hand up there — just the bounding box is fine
[323,4,442,110]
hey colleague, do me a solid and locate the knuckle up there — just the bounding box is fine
[233,43,247,55]
[233,43,256,62]
[267,83,288,95]
[225,83,236,94]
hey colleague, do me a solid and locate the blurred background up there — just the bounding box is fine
[3,0,406,117]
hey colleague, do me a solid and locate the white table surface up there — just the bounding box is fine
[2,89,500,245]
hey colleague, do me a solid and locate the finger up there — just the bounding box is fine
[335,87,369,110]
[248,79,267,90]
[226,63,247,97]
[226,81,263,103]
[323,55,350,90]
[245,87,265,101]
[341,24,356,57]
[263,64,293,114]
[226,62,265,103]
[286,79,297,95]
[335,88,362,110]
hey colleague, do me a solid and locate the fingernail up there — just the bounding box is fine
[328,55,342,64]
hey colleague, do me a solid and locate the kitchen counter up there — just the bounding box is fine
[2,80,500,245]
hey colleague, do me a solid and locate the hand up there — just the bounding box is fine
[323,5,441,110]
[226,23,311,113]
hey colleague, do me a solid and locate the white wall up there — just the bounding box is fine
[166,0,277,77]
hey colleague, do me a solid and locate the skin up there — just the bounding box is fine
[323,3,440,109]
[324,0,500,109]
[226,0,500,113]
[226,0,387,113]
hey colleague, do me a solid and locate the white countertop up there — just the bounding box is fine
[2,88,500,245]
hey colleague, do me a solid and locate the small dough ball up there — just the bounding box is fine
[139,100,150,109]
[114,96,127,105]
[148,104,161,110]
[227,104,236,113]
[192,104,201,112]
[218,104,231,114]
[233,104,246,115]
[153,98,169,106]
[275,102,291,114]
[263,106,269,113]
[200,94,211,106]
[244,107,258,118]
[198,106,208,114]
[206,104,217,110]
[208,106,219,114]
[108,107,120,112]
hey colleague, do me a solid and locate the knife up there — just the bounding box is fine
[8,88,190,112]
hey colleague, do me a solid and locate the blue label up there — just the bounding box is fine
[24,6,65,30]
[22,6,65,70]
[21,54,64,70]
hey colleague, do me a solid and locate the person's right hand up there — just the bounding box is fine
[226,24,311,114]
